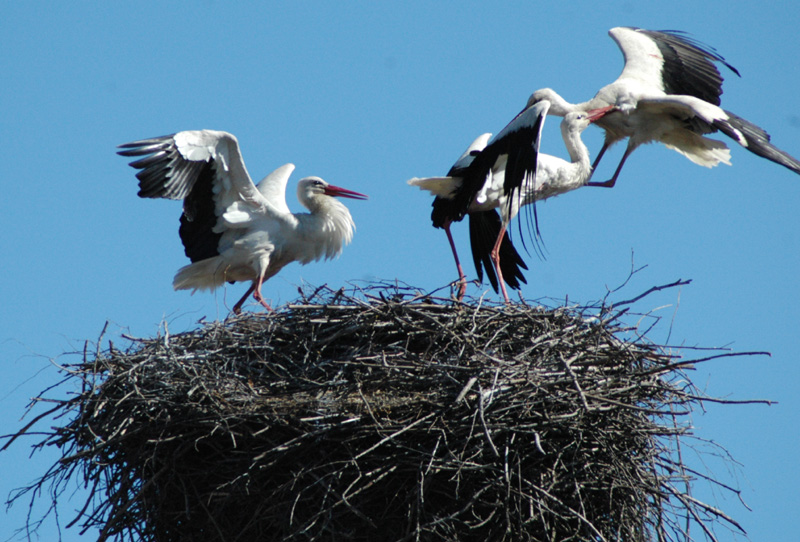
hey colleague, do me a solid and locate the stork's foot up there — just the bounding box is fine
[252,291,273,312]
[586,178,617,188]
[453,279,467,301]
[230,282,273,314]
[231,284,257,314]
[499,286,511,304]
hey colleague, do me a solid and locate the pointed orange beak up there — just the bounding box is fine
[324,184,369,200]
[586,105,616,122]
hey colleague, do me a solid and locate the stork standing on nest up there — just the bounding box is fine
[408,101,609,303]
[528,26,800,188]
[118,130,368,313]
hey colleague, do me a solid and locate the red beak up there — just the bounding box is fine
[586,105,616,122]
[323,184,369,200]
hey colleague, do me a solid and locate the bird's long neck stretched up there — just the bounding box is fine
[529,88,577,116]
[561,118,592,179]
[502,115,593,224]
[531,115,593,201]
[530,88,601,119]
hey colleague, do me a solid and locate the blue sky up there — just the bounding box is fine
[2,2,798,540]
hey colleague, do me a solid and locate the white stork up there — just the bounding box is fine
[408,101,608,302]
[528,27,800,187]
[118,130,367,313]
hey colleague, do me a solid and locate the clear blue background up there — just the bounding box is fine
[2,2,798,541]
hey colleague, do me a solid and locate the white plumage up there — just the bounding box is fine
[119,130,367,313]
[528,27,800,187]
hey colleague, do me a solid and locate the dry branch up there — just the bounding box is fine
[3,282,768,541]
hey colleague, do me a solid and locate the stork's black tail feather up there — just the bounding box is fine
[468,210,528,293]
[716,110,800,175]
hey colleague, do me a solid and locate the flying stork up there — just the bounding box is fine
[408,101,608,302]
[118,130,368,313]
[528,27,800,187]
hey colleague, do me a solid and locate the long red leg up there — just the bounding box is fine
[444,221,467,300]
[232,284,255,314]
[587,143,630,188]
[490,223,511,303]
[585,141,609,184]
[251,274,273,312]
[231,277,272,314]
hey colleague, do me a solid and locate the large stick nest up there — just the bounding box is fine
[6,283,760,541]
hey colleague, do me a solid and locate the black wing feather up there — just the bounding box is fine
[178,160,223,262]
[118,134,204,200]
[638,28,740,106]
[118,133,223,262]
[468,210,527,293]
[714,111,800,175]
[427,104,546,293]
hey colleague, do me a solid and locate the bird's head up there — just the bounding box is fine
[561,105,615,133]
[297,177,368,211]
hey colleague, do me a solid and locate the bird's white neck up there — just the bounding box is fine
[295,197,356,263]
[561,121,592,177]
[531,88,578,116]
[527,118,593,204]
[532,88,603,121]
